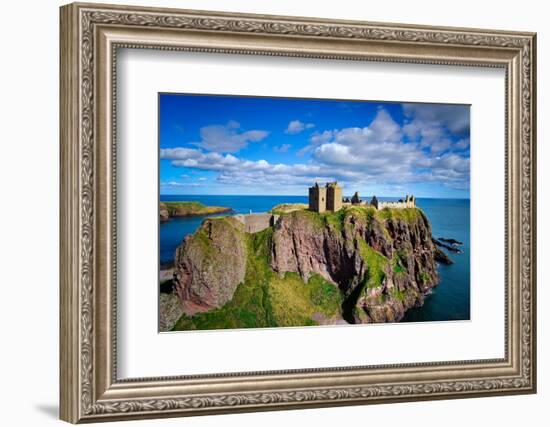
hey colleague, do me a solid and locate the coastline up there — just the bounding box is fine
[160,201,232,221]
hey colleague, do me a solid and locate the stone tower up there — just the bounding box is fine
[326,182,343,212]
[370,195,379,209]
[308,182,327,213]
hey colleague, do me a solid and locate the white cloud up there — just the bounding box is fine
[306,108,469,189]
[403,103,470,155]
[285,120,315,134]
[455,138,470,150]
[299,109,403,158]
[297,130,334,155]
[161,106,470,193]
[160,181,204,187]
[403,103,470,135]
[310,130,334,144]
[421,153,470,173]
[314,143,352,164]
[161,148,239,170]
[161,146,352,185]
[273,143,291,153]
[191,121,269,153]
[310,109,420,175]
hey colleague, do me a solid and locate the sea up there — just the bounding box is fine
[159,195,470,323]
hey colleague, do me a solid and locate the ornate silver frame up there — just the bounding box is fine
[60,2,537,423]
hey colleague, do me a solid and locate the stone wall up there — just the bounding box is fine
[377,197,415,210]
[233,213,280,233]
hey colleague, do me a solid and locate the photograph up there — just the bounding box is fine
[158,94,471,332]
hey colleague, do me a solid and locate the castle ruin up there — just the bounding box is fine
[309,182,342,213]
[374,194,416,210]
[230,186,416,235]
[308,183,415,212]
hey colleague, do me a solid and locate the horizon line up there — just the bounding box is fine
[160,194,471,200]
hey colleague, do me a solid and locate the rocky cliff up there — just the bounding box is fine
[270,207,438,323]
[173,217,247,315]
[169,205,441,329]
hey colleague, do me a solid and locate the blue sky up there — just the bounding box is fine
[159,93,470,198]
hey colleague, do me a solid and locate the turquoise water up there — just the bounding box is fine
[401,198,470,322]
[159,195,470,322]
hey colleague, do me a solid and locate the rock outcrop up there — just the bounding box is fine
[270,207,439,323]
[159,293,184,331]
[434,246,454,264]
[172,217,247,315]
[160,201,232,221]
[160,203,170,222]
[438,237,463,246]
[433,238,463,253]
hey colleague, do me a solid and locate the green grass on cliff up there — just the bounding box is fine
[161,201,230,216]
[192,225,215,255]
[311,206,376,237]
[392,252,406,274]
[374,207,422,222]
[393,263,405,274]
[420,271,431,284]
[297,209,327,230]
[269,203,308,214]
[191,217,242,259]
[172,228,275,331]
[171,227,343,331]
[270,204,422,234]
[323,209,347,234]
[389,287,406,302]
[357,238,389,289]
[269,272,342,326]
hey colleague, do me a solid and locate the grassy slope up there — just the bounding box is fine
[161,201,231,216]
[375,206,422,222]
[269,203,308,214]
[357,239,389,289]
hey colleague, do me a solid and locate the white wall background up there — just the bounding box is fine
[0,0,546,426]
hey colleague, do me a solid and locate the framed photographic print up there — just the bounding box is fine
[158,94,471,331]
[60,2,537,423]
